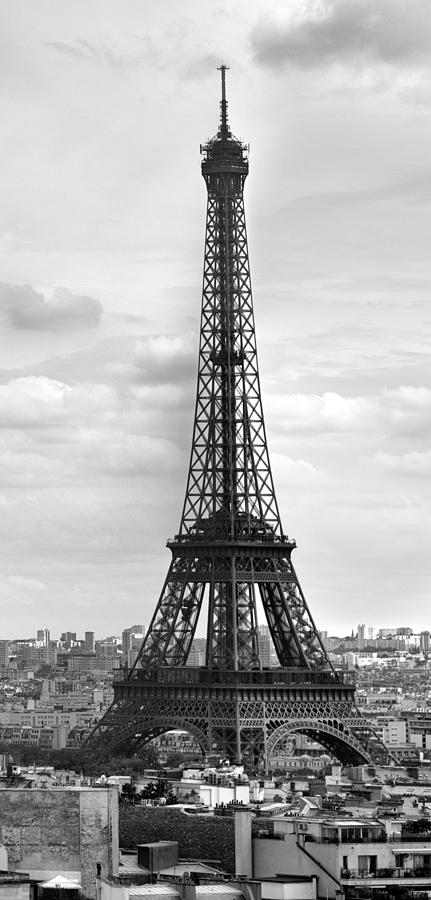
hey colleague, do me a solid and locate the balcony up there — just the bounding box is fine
[310,834,387,845]
[388,833,431,842]
[341,867,431,887]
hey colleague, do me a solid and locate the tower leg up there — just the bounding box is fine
[235,696,241,764]
[262,701,269,776]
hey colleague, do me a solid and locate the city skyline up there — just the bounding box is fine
[0,0,430,636]
[3,620,431,645]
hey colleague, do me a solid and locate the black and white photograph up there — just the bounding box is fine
[0,2,431,897]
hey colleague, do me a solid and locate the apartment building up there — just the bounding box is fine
[252,815,431,898]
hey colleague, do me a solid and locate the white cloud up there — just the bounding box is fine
[130,383,188,411]
[0,370,186,491]
[266,386,431,438]
[0,283,103,331]
[7,575,45,591]
[0,376,116,429]
[384,386,431,437]
[271,451,324,493]
[46,38,149,69]
[375,448,431,474]
[103,433,182,476]
[0,447,68,486]
[266,390,373,434]
[251,0,431,72]
[134,334,196,384]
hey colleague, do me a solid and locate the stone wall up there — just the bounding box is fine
[0,788,118,899]
[119,807,235,873]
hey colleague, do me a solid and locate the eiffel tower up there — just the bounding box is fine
[87,68,389,770]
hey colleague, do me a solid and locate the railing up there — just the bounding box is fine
[308,834,387,845]
[388,833,431,842]
[341,867,431,880]
[307,833,431,846]
[252,830,285,840]
[114,666,354,688]
[168,532,296,546]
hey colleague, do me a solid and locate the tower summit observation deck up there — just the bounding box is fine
[86,67,390,769]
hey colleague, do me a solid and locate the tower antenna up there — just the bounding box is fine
[218,63,229,134]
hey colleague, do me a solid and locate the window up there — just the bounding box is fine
[358,856,377,876]
[358,856,369,875]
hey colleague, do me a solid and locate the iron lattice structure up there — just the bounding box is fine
[87,68,389,769]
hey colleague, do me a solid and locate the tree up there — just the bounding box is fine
[121,783,137,804]
[165,752,186,768]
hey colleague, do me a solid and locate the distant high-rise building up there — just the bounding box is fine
[258,632,271,667]
[191,636,206,652]
[0,640,10,668]
[357,624,366,648]
[84,631,95,653]
[186,648,206,667]
[257,624,278,667]
[420,631,430,653]
[122,625,144,659]
[342,652,357,671]
[383,720,408,747]
[186,637,207,667]
[95,640,121,660]
[37,628,50,646]
[61,632,77,643]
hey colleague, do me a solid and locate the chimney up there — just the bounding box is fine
[235,810,253,877]
[180,874,196,900]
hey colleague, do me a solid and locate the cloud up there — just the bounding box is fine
[266,390,372,434]
[329,275,431,295]
[0,284,103,331]
[134,334,196,384]
[104,433,182,476]
[6,575,45,591]
[0,376,116,429]
[2,334,195,401]
[271,451,324,490]
[182,52,222,80]
[251,0,431,71]
[0,372,185,485]
[0,445,68,487]
[375,448,431,474]
[384,386,431,437]
[130,383,188,411]
[266,385,431,437]
[46,28,229,82]
[46,38,149,69]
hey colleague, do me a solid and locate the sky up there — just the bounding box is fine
[0,0,430,640]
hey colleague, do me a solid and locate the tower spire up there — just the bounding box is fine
[218,63,229,135]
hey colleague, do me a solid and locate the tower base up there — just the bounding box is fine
[86,667,390,769]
